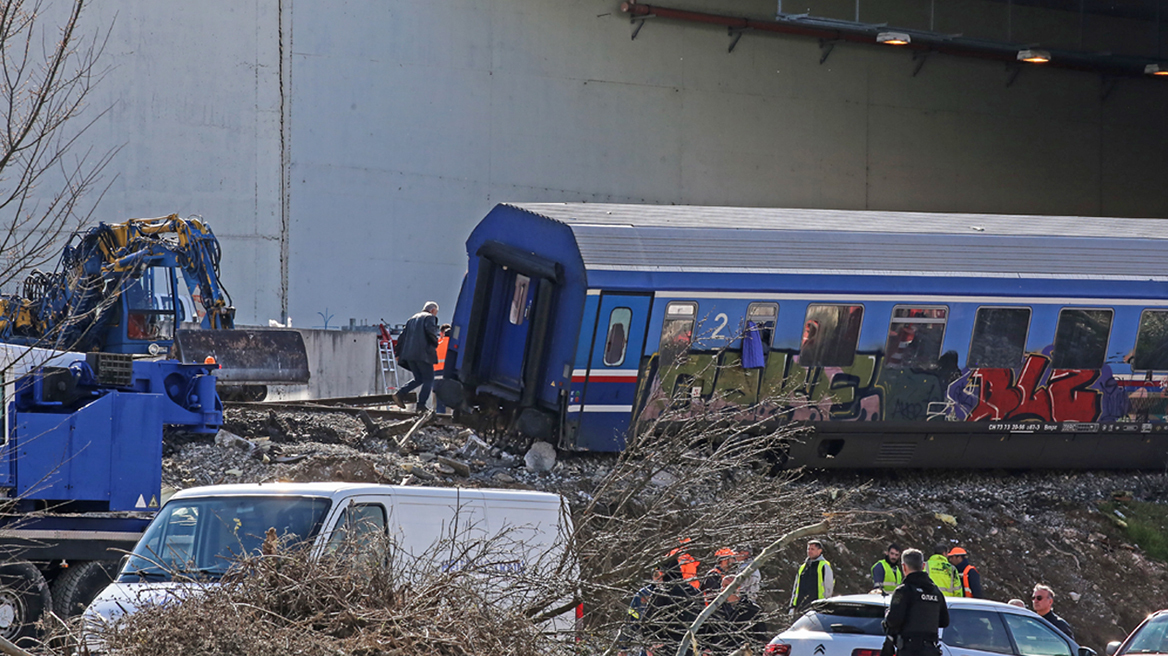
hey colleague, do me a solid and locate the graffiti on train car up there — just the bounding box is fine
[952,354,1106,422]
[635,346,1168,426]
[635,349,893,423]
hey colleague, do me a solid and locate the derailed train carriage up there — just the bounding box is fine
[435,203,1168,469]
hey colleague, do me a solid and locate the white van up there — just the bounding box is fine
[82,482,576,637]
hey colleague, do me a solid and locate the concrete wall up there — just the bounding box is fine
[77,2,286,324]
[268,328,380,400]
[32,0,1168,335]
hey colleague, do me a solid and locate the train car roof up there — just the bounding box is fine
[503,203,1168,280]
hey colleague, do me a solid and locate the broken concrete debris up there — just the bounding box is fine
[435,455,471,477]
[524,441,556,472]
[459,431,492,460]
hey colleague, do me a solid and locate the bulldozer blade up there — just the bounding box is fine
[175,329,310,385]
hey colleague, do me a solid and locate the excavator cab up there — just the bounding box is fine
[106,265,310,400]
[107,267,179,351]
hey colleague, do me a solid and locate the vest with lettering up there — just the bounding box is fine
[925,554,962,597]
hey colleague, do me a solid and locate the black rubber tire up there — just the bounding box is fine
[0,562,51,643]
[51,561,119,619]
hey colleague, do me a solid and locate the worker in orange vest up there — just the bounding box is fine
[433,324,450,373]
[667,538,702,591]
[947,547,983,598]
[431,325,450,413]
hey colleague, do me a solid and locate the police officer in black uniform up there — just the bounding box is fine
[884,548,950,656]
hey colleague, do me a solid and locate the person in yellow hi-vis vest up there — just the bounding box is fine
[871,543,903,594]
[790,539,834,615]
[926,543,963,597]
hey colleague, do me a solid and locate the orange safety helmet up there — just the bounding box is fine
[947,547,968,557]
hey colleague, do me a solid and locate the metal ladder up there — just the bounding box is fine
[377,324,399,393]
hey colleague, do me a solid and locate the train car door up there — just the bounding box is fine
[576,293,651,450]
[489,271,538,390]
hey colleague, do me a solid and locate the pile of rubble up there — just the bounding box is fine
[162,407,602,500]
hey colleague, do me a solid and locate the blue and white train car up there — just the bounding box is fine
[435,203,1168,469]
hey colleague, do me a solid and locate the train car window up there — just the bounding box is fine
[746,302,779,346]
[603,307,633,366]
[1132,310,1168,371]
[884,306,948,370]
[660,301,697,365]
[800,304,864,367]
[1053,308,1113,369]
[509,274,530,325]
[968,307,1030,368]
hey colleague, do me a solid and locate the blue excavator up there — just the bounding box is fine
[0,214,309,399]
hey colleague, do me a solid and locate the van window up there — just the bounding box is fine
[1133,310,1168,371]
[800,304,864,367]
[1053,308,1112,369]
[660,301,697,366]
[746,302,779,346]
[327,503,388,556]
[943,609,1013,654]
[509,274,530,325]
[1002,613,1073,656]
[120,496,332,582]
[603,307,633,366]
[885,306,948,370]
[968,307,1030,368]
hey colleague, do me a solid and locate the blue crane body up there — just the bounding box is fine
[0,346,223,639]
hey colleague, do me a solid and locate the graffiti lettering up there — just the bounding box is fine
[968,354,1099,422]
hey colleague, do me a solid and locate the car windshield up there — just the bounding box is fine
[1123,614,1168,655]
[119,495,332,582]
[791,602,887,635]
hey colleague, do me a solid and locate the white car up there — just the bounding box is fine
[764,594,1095,656]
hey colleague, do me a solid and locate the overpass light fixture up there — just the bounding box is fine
[1146,64,1168,76]
[1018,49,1051,63]
[877,31,911,45]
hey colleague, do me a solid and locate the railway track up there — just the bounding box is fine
[224,394,453,424]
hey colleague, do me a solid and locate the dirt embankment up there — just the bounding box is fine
[165,407,1168,652]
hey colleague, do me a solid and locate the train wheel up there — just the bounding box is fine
[51,561,118,619]
[0,562,51,643]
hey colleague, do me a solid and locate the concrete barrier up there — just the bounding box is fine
[263,327,382,401]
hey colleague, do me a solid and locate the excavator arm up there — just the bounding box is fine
[0,215,308,394]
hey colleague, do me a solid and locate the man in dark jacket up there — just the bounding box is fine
[645,555,701,652]
[884,548,950,656]
[1031,584,1074,639]
[394,302,440,411]
[703,574,768,653]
